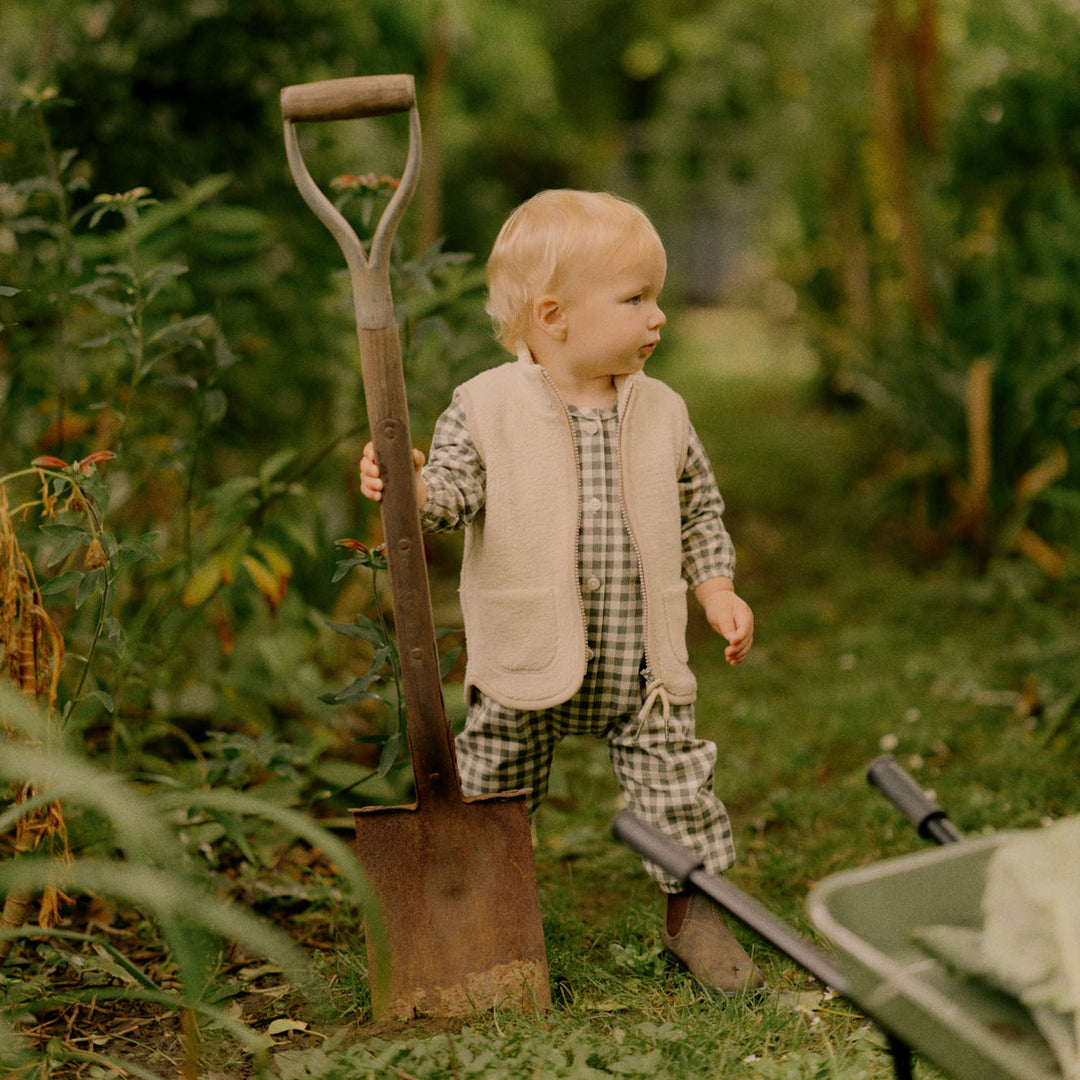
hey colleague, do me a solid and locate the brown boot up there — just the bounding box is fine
[662,892,766,995]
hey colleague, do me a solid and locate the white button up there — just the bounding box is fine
[585,647,595,661]
[584,576,601,593]
[584,421,600,436]
[588,497,602,513]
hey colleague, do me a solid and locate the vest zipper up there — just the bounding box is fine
[617,381,655,683]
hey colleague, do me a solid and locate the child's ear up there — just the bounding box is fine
[533,295,568,342]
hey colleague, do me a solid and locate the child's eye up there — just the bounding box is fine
[627,294,642,305]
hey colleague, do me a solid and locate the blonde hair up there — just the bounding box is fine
[485,189,666,353]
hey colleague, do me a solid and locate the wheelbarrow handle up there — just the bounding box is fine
[280,74,415,122]
[612,811,848,993]
[868,756,962,845]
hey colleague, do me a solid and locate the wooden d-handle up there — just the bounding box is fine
[280,74,415,123]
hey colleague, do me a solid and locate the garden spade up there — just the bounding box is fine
[281,75,550,1020]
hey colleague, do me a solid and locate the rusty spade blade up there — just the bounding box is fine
[281,75,550,1020]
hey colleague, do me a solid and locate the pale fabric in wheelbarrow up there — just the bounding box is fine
[420,393,738,890]
[912,815,1080,1079]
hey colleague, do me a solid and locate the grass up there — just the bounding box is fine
[7,308,1079,1078]
[287,307,1077,1079]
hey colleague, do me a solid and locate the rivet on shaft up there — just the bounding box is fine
[411,648,423,661]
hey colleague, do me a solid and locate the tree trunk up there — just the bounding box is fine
[832,161,874,338]
[870,0,937,333]
[910,0,942,152]
[417,3,453,255]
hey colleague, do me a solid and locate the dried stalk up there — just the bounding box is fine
[1,490,70,963]
[965,356,993,557]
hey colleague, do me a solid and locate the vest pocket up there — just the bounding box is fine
[662,581,690,664]
[470,587,558,673]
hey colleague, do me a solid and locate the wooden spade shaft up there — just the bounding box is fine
[357,323,458,810]
[281,74,549,1020]
[352,323,549,1019]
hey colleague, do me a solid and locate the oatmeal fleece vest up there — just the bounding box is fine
[454,352,697,710]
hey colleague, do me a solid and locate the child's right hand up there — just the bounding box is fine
[359,441,426,504]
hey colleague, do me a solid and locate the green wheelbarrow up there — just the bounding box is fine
[613,757,1065,1080]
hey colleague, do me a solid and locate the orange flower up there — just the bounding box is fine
[83,537,107,570]
[335,538,386,569]
[75,450,116,475]
[330,173,401,193]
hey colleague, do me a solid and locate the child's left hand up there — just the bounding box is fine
[694,579,754,665]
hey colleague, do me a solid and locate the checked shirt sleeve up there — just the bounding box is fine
[679,422,736,586]
[418,395,486,534]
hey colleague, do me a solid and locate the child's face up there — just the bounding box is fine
[557,246,667,382]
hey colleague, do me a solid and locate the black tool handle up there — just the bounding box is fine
[612,811,848,993]
[867,756,962,845]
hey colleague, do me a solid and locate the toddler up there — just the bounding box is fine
[360,189,763,993]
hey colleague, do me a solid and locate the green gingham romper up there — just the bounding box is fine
[420,395,738,891]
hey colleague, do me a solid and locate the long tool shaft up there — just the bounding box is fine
[282,76,458,807]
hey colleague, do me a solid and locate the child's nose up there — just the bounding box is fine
[650,303,666,329]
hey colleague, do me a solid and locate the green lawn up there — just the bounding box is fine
[12,308,1076,1080]
[283,309,1080,1079]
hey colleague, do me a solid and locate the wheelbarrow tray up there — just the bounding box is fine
[807,832,1062,1080]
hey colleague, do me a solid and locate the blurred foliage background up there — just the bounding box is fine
[1,1,1079,1070]
[1,0,1078,803]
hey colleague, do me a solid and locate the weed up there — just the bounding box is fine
[0,686,379,1078]
[320,538,462,804]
